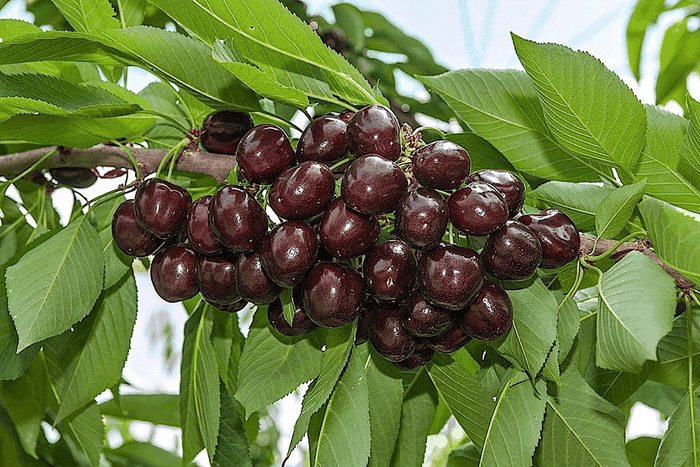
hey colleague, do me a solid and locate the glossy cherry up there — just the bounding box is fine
[481,220,543,281]
[362,239,416,301]
[296,116,349,163]
[448,181,509,236]
[319,198,380,259]
[458,280,513,341]
[234,251,283,305]
[394,341,434,371]
[196,252,240,306]
[209,185,267,253]
[268,161,335,220]
[235,124,296,184]
[259,221,318,288]
[267,290,318,337]
[412,140,471,190]
[401,289,454,337]
[417,244,484,311]
[425,324,471,354]
[186,195,224,255]
[368,305,417,362]
[200,110,254,155]
[112,200,163,257]
[394,188,449,249]
[49,167,97,188]
[341,154,408,215]
[518,208,580,269]
[467,169,526,217]
[302,262,365,328]
[337,109,355,123]
[134,178,192,239]
[347,105,401,160]
[150,244,199,303]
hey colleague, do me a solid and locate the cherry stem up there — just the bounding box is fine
[412,126,445,139]
[329,157,352,171]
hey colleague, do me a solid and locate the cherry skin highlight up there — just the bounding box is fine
[112,200,163,257]
[481,220,543,281]
[302,262,365,328]
[268,161,335,220]
[459,280,513,341]
[235,124,296,184]
[518,208,580,269]
[347,105,401,160]
[134,178,192,239]
[412,140,471,190]
[150,244,199,303]
[186,195,224,255]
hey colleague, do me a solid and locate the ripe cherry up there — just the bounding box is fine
[234,251,283,305]
[481,220,542,281]
[448,181,509,236]
[467,169,526,217]
[186,195,224,255]
[236,124,296,184]
[341,154,408,215]
[209,185,267,253]
[518,208,580,269]
[347,105,401,161]
[412,140,471,190]
[362,239,416,301]
[394,188,449,249]
[459,280,513,341]
[268,161,335,220]
[302,262,365,328]
[368,305,417,362]
[112,200,163,257]
[417,244,484,311]
[267,290,318,337]
[425,324,471,353]
[296,116,348,163]
[401,289,453,338]
[394,341,434,371]
[49,167,97,188]
[150,244,199,302]
[134,178,192,239]
[319,198,380,259]
[200,110,254,154]
[197,252,240,307]
[259,221,318,288]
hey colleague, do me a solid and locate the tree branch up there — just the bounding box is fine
[0,145,237,183]
[580,233,696,292]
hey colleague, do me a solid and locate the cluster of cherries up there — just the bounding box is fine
[111,105,580,371]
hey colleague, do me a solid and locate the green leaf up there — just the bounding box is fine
[531,181,614,232]
[0,372,43,457]
[60,402,105,467]
[100,393,180,426]
[390,367,439,467]
[626,381,684,419]
[116,0,147,27]
[557,295,581,365]
[180,302,221,464]
[417,69,594,182]
[99,227,131,290]
[210,307,234,385]
[51,0,119,32]
[447,443,480,467]
[213,380,251,467]
[428,352,495,450]
[105,442,185,467]
[280,288,295,327]
[626,0,666,80]
[680,96,700,190]
[45,273,137,423]
[497,278,558,377]
[632,106,700,213]
[6,215,103,351]
[445,132,518,173]
[639,197,700,284]
[235,306,322,418]
[366,348,403,467]
[625,436,661,467]
[649,309,700,390]
[512,34,647,180]
[330,4,366,51]
[533,369,629,467]
[0,272,38,381]
[655,19,700,105]
[597,251,676,373]
[285,323,355,459]
[0,30,124,66]
[655,390,700,467]
[595,179,647,238]
[313,346,370,467]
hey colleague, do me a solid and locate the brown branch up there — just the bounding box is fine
[579,233,695,292]
[0,145,237,183]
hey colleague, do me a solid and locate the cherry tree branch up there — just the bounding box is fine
[0,145,237,183]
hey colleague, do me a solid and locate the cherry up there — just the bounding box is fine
[412,140,471,190]
[267,291,318,337]
[197,252,240,307]
[150,244,199,303]
[467,169,526,217]
[417,244,484,311]
[362,239,416,301]
[448,181,509,236]
[234,251,283,305]
[341,154,408,215]
[459,280,513,341]
[401,289,453,337]
[481,220,543,281]
[337,109,355,123]
[368,305,417,362]
[394,188,449,249]
[134,178,192,239]
[347,105,401,161]
[186,195,224,255]
[49,167,97,188]
[209,185,267,253]
[200,110,254,155]
[302,262,365,328]
[319,198,380,259]
[112,200,163,257]
[268,161,335,220]
[259,221,318,288]
[208,299,247,313]
[425,323,471,354]
[236,124,296,184]
[518,208,580,269]
[394,341,434,371]
[296,116,348,163]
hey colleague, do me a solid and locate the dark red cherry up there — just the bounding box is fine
[319,198,380,259]
[302,262,365,328]
[134,178,192,239]
[337,109,355,123]
[417,244,484,311]
[363,239,416,301]
[394,341,434,371]
[394,188,449,249]
[235,124,296,184]
[259,221,317,288]
[467,169,526,217]
[481,220,543,281]
[207,299,247,313]
[412,140,471,190]
[401,290,453,337]
[368,305,417,362]
[296,116,349,163]
[234,251,283,305]
[186,195,224,255]
[267,291,318,337]
[150,244,199,303]
[49,167,97,188]
[448,181,509,236]
[347,105,401,161]
[341,154,408,215]
[200,110,254,154]
[196,253,240,306]
[425,324,471,353]
[112,200,163,257]
[268,161,335,220]
[518,208,580,269]
[459,280,513,341]
[209,185,267,252]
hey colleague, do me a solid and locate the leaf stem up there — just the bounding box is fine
[585,232,642,262]
[140,109,190,134]
[253,110,303,133]
[328,157,352,171]
[110,140,142,179]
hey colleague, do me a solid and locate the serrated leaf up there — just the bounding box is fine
[0,272,38,381]
[639,197,700,284]
[6,215,103,351]
[213,380,251,467]
[99,227,131,290]
[557,295,580,365]
[655,19,700,105]
[390,367,438,467]
[104,442,185,467]
[626,437,661,467]
[60,402,105,467]
[533,369,630,467]
[51,0,119,32]
[210,308,234,384]
[680,96,700,190]
[447,443,480,467]
[117,0,147,27]
[497,278,558,377]
[0,372,43,457]
[417,69,594,182]
[314,346,370,467]
[512,34,646,180]
[180,302,221,464]
[445,132,518,173]
[428,352,495,450]
[235,306,322,418]
[0,30,123,66]
[285,323,355,460]
[649,309,700,390]
[597,251,676,373]
[531,181,614,232]
[627,381,684,419]
[280,288,295,327]
[626,0,666,80]
[366,347,403,467]
[655,390,700,467]
[480,372,546,467]
[595,179,647,238]
[100,393,180,426]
